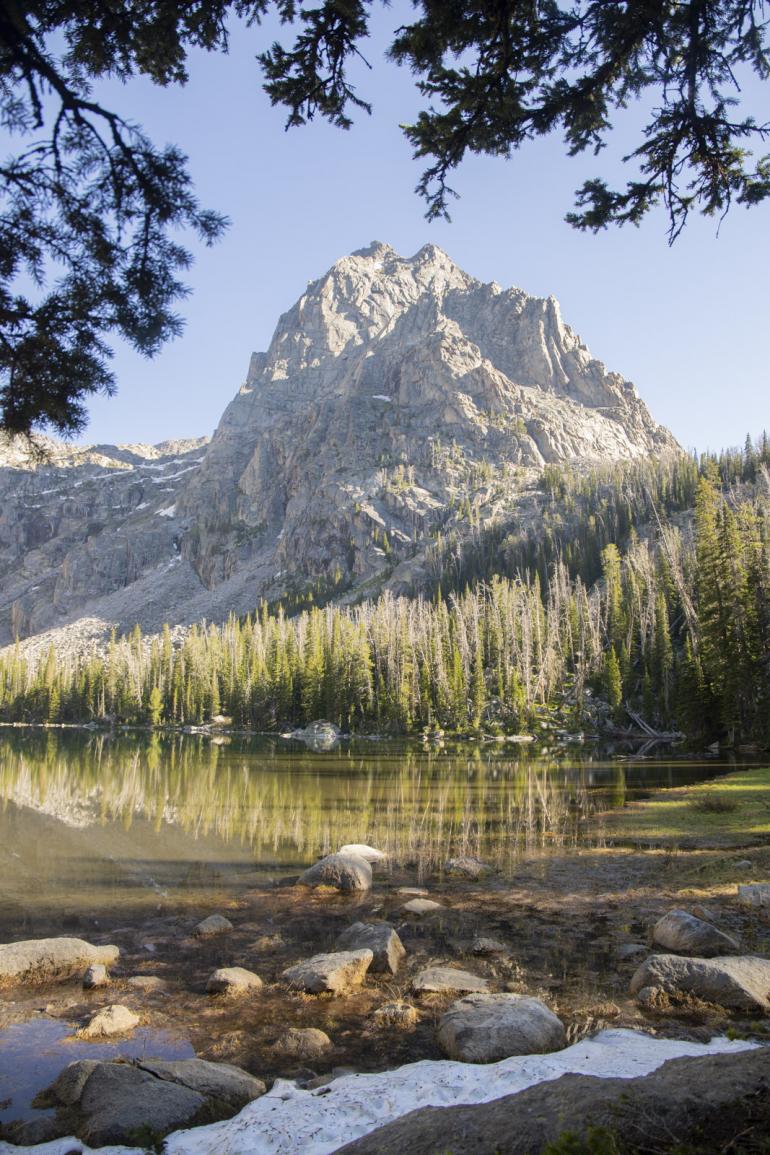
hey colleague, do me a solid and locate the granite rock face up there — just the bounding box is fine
[0,243,677,651]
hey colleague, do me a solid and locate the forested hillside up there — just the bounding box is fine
[2,437,769,746]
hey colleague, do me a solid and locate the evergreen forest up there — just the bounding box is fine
[3,436,770,747]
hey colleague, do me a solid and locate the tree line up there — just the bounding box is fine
[1,437,769,746]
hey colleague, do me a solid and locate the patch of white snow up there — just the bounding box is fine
[0,1031,755,1155]
[156,504,176,518]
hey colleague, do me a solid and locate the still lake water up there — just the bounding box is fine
[0,728,746,935]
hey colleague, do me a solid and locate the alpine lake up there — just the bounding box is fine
[1,728,769,1132]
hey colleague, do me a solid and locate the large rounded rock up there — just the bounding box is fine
[283,949,373,993]
[412,966,489,995]
[0,937,119,987]
[652,910,739,957]
[298,853,372,892]
[79,1004,139,1039]
[630,953,770,1010]
[39,1057,265,1147]
[335,922,406,974]
[206,966,263,996]
[73,1063,204,1147]
[437,993,566,1062]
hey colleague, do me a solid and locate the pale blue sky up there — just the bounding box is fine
[73,6,768,454]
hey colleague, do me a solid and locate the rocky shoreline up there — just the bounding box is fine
[1,837,769,1152]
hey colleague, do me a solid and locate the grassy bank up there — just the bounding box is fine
[604,765,770,847]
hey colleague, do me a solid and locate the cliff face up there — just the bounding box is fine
[0,242,677,647]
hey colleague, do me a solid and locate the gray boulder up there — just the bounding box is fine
[298,853,372,892]
[445,857,491,880]
[335,922,406,974]
[139,1058,265,1111]
[437,994,565,1062]
[0,937,119,987]
[283,949,373,993]
[630,953,770,1010]
[206,966,263,995]
[39,1057,265,1147]
[652,910,739,957]
[412,966,489,995]
[274,1027,332,1060]
[79,1004,139,1039]
[402,898,443,915]
[194,914,233,937]
[126,975,167,993]
[49,1063,204,1147]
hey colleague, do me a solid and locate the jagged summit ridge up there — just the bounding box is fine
[0,243,676,647]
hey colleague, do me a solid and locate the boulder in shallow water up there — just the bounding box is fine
[194,914,234,937]
[0,937,119,987]
[402,898,443,915]
[206,966,263,996]
[437,993,566,1062]
[79,1004,140,1039]
[630,953,770,1010]
[283,949,373,993]
[445,857,492,880]
[652,910,739,957]
[335,922,406,974]
[298,853,372,892]
[274,1027,332,1060]
[38,1056,264,1147]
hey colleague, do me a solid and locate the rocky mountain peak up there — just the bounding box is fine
[0,244,678,649]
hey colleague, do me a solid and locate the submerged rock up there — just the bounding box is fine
[335,922,406,975]
[652,910,739,957]
[79,1004,139,1039]
[283,949,373,993]
[630,954,770,1010]
[206,966,263,996]
[274,1027,332,1060]
[412,967,489,995]
[126,975,167,993]
[445,857,491,880]
[0,937,119,987]
[298,853,372,892]
[373,1002,419,1028]
[402,899,444,915]
[437,994,565,1062]
[194,914,234,938]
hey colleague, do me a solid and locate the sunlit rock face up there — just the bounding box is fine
[0,242,677,646]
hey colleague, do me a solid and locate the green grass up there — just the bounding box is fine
[605,765,770,846]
